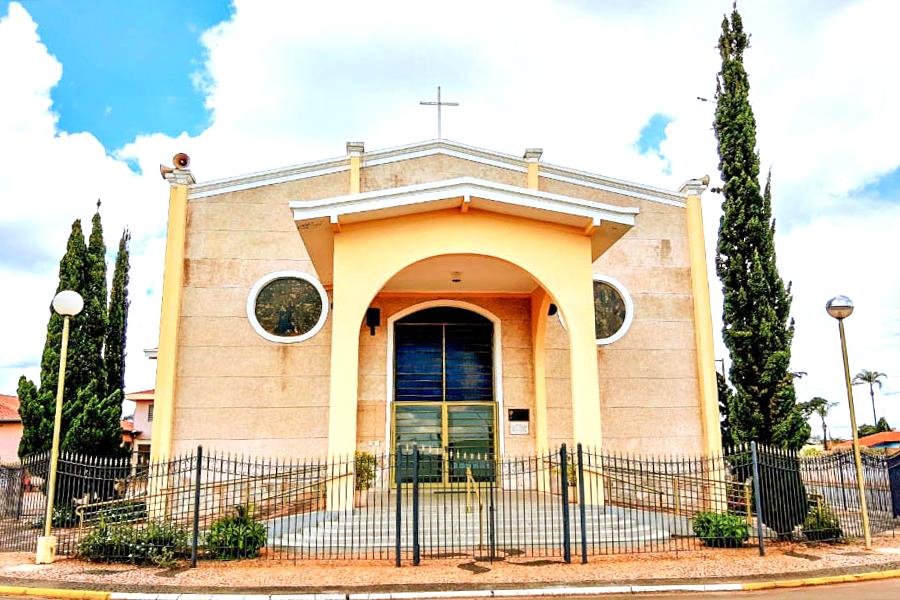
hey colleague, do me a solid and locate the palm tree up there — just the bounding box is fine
[852,369,888,426]
[810,398,838,450]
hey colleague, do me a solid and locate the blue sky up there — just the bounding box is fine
[5,0,232,154]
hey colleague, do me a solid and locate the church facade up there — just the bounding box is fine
[151,140,721,468]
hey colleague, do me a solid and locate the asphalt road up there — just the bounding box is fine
[486,578,900,599]
[5,580,900,600]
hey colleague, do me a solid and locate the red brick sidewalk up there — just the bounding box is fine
[2,537,900,593]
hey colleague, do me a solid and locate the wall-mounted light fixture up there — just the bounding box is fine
[451,271,463,283]
[366,307,381,336]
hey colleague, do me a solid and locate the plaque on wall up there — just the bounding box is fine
[510,421,529,435]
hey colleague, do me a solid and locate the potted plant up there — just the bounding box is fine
[566,462,578,503]
[803,500,843,542]
[692,511,750,548]
[354,451,376,508]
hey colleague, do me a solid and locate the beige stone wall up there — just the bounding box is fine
[171,150,703,459]
[594,200,702,455]
[172,180,337,458]
[362,154,526,193]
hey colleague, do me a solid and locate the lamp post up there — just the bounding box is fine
[825,295,871,549]
[36,290,83,564]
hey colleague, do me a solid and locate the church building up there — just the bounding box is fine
[151,139,722,471]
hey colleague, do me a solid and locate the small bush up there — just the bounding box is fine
[77,520,190,566]
[205,504,267,560]
[693,511,750,548]
[803,500,843,542]
[52,505,78,528]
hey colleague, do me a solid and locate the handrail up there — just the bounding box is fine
[74,493,148,526]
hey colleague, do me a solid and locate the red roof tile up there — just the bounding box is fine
[832,431,900,449]
[0,394,20,422]
[120,420,135,432]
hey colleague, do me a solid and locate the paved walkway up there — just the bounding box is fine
[3,537,900,593]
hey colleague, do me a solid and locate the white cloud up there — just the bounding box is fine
[1,0,898,441]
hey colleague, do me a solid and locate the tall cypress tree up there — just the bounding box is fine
[83,203,108,394]
[62,204,126,459]
[714,5,809,450]
[19,221,90,456]
[18,208,129,460]
[104,228,130,399]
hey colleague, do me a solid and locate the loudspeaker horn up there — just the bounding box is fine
[173,153,190,169]
[160,164,175,179]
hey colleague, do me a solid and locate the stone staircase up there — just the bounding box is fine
[268,491,681,554]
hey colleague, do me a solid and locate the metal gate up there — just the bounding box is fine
[887,452,900,518]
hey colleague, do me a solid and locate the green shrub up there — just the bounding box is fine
[52,505,78,528]
[693,511,750,548]
[355,451,376,491]
[803,500,843,542]
[204,504,267,560]
[76,520,190,566]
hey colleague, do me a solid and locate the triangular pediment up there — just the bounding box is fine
[188,139,690,207]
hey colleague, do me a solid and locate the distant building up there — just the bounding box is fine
[833,432,900,452]
[124,389,154,466]
[0,391,142,461]
[0,394,23,462]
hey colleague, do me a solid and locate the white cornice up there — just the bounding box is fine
[164,169,195,186]
[188,138,688,207]
[290,177,638,227]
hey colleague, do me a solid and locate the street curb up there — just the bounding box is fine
[1,570,899,599]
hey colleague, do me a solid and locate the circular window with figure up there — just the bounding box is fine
[592,275,633,345]
[247,271,329,343]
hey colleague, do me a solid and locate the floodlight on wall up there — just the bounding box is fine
[366,307,381,336]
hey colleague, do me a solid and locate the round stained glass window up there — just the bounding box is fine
[247,271,329,343]
[593,276,633,344]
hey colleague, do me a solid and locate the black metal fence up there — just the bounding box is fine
[0,442,896,564]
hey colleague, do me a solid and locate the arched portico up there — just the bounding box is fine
[327,208,605,459]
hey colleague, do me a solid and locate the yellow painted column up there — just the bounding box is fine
[347,141,364,195]
[531,288,553,494]
[151,169,194,463]
[563,259,604,451]
[685,191,723,457]
[524,148,542,190]
[530,288,551,453]
[326,233,368,512]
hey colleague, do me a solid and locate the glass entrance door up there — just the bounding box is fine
[392,307,496,484]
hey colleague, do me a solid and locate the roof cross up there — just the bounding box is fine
[419,85,458,139]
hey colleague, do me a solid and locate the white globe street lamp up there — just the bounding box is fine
[51,290,84,317]
[36,290,83,564]
[825,295,871,550]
